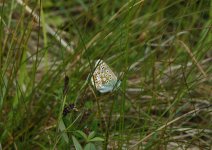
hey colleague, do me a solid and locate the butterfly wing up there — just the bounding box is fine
[91,59,121,93]
[98,80,121,93]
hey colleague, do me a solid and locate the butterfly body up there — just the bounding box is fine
[91,59,121,93]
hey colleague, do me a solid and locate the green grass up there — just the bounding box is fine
[0,0,211,149]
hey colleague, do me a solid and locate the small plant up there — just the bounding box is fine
[72,130,104,150]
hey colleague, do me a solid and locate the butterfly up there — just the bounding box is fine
[90,59,121,93]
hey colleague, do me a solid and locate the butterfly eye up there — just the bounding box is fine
[106,70,109,73]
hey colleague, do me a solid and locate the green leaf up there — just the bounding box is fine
[88,131,95,140]
[89,137,104,142]
[58,119,69,143]
[84,143,96,150]
[76,130,88,140]
[72,136,83,150]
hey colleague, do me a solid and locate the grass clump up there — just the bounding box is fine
[0,0,211,149]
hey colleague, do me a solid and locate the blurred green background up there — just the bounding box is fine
[0,0,211,149]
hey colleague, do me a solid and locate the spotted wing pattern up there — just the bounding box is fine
[91,59,119,93]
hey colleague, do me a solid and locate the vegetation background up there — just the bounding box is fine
[0,0,211,149]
